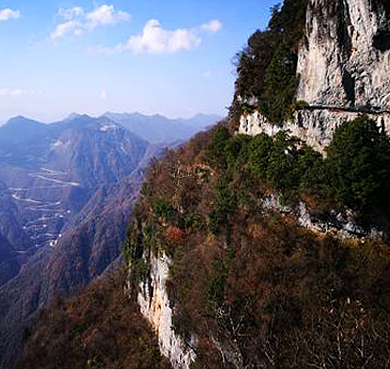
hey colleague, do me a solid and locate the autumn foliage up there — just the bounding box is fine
[124,120,390,368]
[166,226,184,246]
[12,271,171,369]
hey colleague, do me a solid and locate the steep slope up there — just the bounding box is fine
[0,182,31,288]
[297,0,390,107]
[0,181,30,252]
[11,271,172,369]
[0,232,17,287]
[121,1,390,367]
[11,120,390,369]
[123,123,390,368]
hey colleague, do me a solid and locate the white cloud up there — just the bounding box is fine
[58,7,84,20]
[0,88,36,98]
[100,90,108,100]
[108,19,201,54]
[51,5,130,41]
[202,70,212,77]
[0,8,20,21]
[88,18,222,56]
[50,21,79,41]
[86,5,130,29]
[201,20,222,33]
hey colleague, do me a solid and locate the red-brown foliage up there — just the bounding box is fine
[166,226,184,246]
[12,271,171,369]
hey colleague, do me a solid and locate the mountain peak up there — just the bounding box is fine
[5,115,43,126]
[64,112,82,121]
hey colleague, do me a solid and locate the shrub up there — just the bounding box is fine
[166,226,184,246]
[140,182,151,196]
[143,219,159,253]
[224,134,252,168]
[151,198,176,220]
[216,174,237,214]
[262,43,299,124]
[266,131,300,195]
[326,116,390,216]
[294,144,326,192]
[205,125,231,169]
[249,133,273,178]
[206,261,227,308]
[184,213,204,231]
[208,209,226,236]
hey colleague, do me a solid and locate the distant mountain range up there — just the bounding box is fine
[0,111,220,368]
[103,112,221,143]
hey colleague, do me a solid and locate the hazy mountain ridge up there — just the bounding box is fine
[104,111,221,143]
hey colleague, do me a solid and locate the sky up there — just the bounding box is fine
[0,0,276,123]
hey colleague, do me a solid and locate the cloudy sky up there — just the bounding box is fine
[0,0,275,123]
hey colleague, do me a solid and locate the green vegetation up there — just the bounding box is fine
[151,198,177,220]
[120,111,390,368]
[205,116,390,220]
[233,0,309,125]
[205,126,231,169]
[205,124,326,208]
[327,116,390,217]
[20,94,390,369]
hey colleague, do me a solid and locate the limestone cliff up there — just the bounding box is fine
[137,252,196,369]
[238,0,390,152]
[297,0,390,107]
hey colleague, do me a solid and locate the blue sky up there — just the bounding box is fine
[0,0,276,123]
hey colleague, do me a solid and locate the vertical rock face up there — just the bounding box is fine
[297,0,390,107]
[138,252,196,369]
[238,0,390,152]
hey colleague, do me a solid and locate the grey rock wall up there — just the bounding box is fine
[238,0,390,154]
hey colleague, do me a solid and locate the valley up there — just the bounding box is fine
[0,111,219,368]
[10,167,77,249]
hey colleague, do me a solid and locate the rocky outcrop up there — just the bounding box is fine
[297,0,390,107]
[238,0,390,153]
[239,108,390,153]
[262,195,384,239]
[138,252,196,369]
